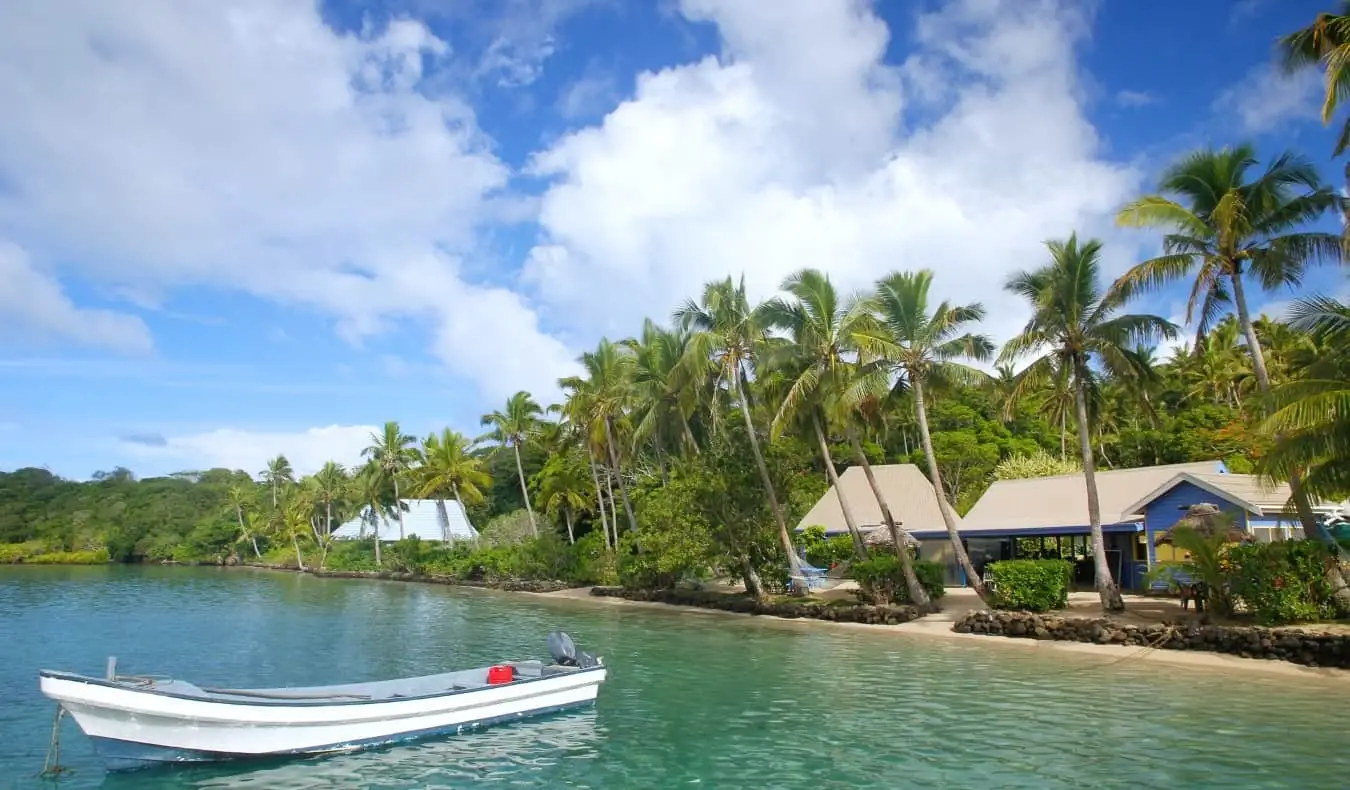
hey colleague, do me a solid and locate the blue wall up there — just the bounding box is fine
[1142,480,1250,563]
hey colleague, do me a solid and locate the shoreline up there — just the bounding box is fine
[20,562,1348,682]
[538,587,1350,682]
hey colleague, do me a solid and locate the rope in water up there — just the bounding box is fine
[38,705,68,778]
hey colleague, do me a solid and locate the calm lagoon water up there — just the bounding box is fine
[2,565,1348,789]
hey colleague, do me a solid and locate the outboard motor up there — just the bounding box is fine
[548,630,602,668]
[547,630,577,666]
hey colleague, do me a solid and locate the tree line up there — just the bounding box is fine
[4,9,1350,614]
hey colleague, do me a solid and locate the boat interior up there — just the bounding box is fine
[72,660,592,704]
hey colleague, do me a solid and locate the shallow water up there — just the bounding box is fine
[2,565,1347,788]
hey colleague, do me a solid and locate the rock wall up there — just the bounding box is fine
[954,610,1350,669]
[590,586,923,624]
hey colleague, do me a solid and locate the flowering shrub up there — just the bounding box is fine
[1225,540,1334,625]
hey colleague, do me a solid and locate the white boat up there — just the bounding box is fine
[38,631,606,772]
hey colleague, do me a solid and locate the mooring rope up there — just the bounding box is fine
[38,705,68,778]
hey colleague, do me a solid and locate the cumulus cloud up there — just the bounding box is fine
[121,425,381,479]
[0,241,152,353]
[1115,89,1154,108]
[1215,63,1322,134]
[0,0,576,400]
[521,0,1144,347]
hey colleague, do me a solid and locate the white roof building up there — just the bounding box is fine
[331,499,479,543]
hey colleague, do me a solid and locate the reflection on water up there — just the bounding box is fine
[4,566,1350,790]
[96,711,602,790]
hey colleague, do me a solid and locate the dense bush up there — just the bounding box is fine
[988,559,1071,612]
[1225,540,1335,625]
[797,526,856,569]
[0,543,109,564]
[850,555,945,605]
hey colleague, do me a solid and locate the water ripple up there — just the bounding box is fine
[2,567,1348,789]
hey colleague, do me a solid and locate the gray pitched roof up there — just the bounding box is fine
[331,499,479,542]
[794,464,956,536]
[961,460,1225,533]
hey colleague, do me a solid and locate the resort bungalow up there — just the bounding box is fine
[960,460,1339,590]
[793,464,969,585]
[331,499,479,543]
[798,460,1341,591]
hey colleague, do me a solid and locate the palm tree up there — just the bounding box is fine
[761,269,872,559]
[227,484,260,558]
[480,392,543,537]
[311,461,347,542]
[536,454,592,544]
[362,421,416,540]
[1280,5,1350,158]
[624,320,700,469]
[260,455,294,508]
[857,269,994,601]
[561,339,640,536]
[551,397,615,549]
[1001,234,1177,612]
[416,429,490,541]
[1114,144,1342,535]
[354,462,390,566]
[675,275,806,592]
[1261,297,1350,518]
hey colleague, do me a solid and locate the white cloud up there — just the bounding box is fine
[1115,89,1154,108]
[521,0,1143,347]
[122,424,381,479]
[1215,63,1321,134]
[557,72,620,119]
[0,240,152,353]
[0,0,576,401]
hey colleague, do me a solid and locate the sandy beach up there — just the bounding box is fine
[540,585,1350,682]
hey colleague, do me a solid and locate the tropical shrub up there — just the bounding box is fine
[993,450,1081,480]
[24,548,110,565]
[0,541,45,563]
[478,509,536,547]
[1225,540,1335,625]
[988,559,1072,612]
[796,525,855,569]
[571,530,618,586]
[851,555,945,605]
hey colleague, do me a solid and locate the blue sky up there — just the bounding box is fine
[0,0,1346,481]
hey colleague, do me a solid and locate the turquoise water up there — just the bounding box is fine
[2,566,1348,789]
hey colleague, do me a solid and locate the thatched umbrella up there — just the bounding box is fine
[862,526,919,548]
[1154,502,1255,546]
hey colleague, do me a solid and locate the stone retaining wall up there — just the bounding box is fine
[955,610,1350,669]
[590,586,923,624]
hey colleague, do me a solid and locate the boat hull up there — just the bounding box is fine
[40,668,605,771]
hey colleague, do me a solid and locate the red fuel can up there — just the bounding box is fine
[486,665,515,685]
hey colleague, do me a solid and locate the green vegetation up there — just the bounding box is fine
[4,10,1350,614]
[1225,541,1337,626]
[851,556,945,606]
[988,560,1073,613]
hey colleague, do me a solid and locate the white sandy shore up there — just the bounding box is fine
[537,586,1350,683]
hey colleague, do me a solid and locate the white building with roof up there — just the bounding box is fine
[331,499,479,543]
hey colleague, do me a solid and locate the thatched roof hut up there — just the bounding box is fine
[1154,502,1255,546]
[862,526,920,548]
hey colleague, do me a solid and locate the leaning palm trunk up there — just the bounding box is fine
[732,368,804,592]
[604,417,639,534]
[739,555,765,599]
[292,535,306,572]
[588,455,612,549]
[450,482,464,543]
[1231,273,1350,612]
[679,412,699,456]
[1073,362,1124,611]
[913,378,987,601]
[236,506,260,558]
[812,413,867,560]
[849,435,931,610]
[605,474,620,546]
[393,477,405,540]
[563,506,576,544]
[512,444,538,537]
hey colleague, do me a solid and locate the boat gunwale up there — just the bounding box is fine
[38,665,606,708]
